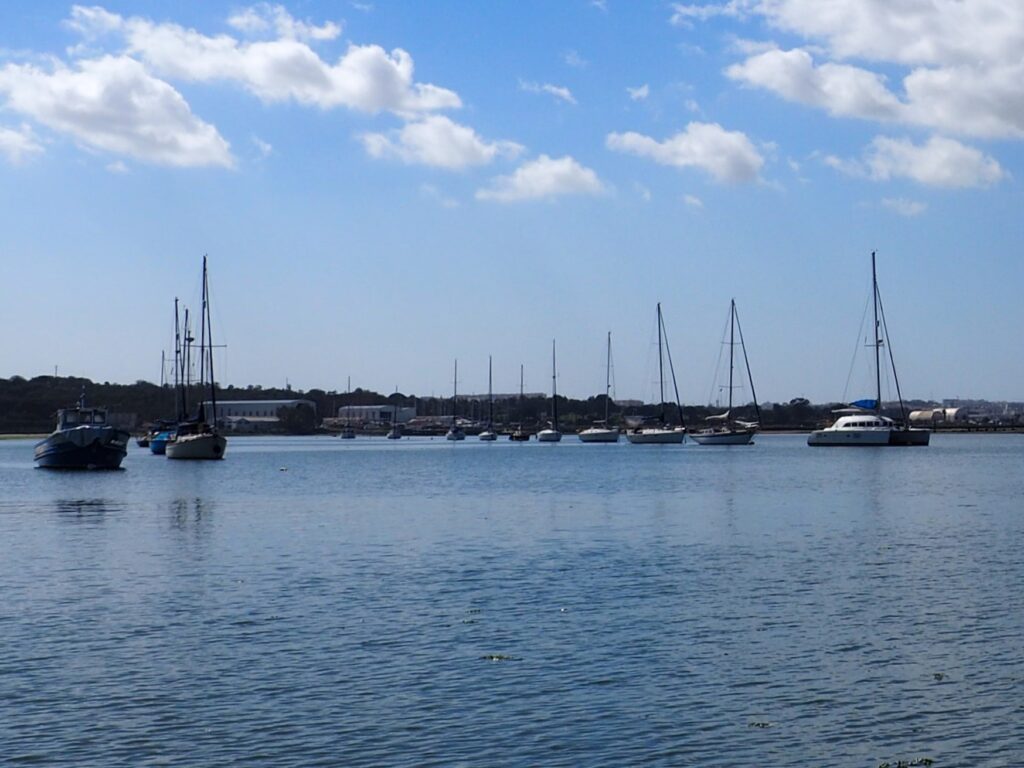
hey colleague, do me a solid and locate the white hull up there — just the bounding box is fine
[386,430,402,440]
[690,429,756,446]
[626,428,685,444]
[578,428,619,443]
[537,429,562,442]
[478,430,497,441]
[166,432,227,459]
[446,428,466,441]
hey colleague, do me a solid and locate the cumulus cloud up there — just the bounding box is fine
[881,197,926,217]
[827,136,1005,189]
[0,123,44,163]
[361,115,523,170]
[476,154,605,202]
[683,194,704,208]
[627,84,649,101]
[606,122,764,183]
[700,2,1024,140]
[564,49,588,69]
[66,5,461,115]
[670,1,753,26]
[0,55,233,167]
[227,3,341,41]
[519,80,576,105]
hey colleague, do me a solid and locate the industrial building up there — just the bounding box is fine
[202,399,317,432]
[337,404,416,424]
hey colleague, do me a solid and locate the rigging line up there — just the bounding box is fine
[842,293,872,404]
[660,309,686,428]
[707,305,731,406]
[876,289,907,423]
[733,302,761,423]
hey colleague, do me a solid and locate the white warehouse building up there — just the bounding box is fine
[338,404,416,424]
[201,399,317,432]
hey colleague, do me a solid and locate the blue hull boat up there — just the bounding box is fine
[149,430,174,455]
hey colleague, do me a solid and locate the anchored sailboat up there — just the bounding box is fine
[627,303,686,444]
[479,356,497,441]
[537,340,562,442]
[691,299,760,445]
[445,359,466,440]
[579,332,619,443]
[808,251,930,447]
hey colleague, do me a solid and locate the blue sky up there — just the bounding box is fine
[1,1,1021,404]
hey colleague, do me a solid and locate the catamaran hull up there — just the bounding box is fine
[35,427,129,469]
[166,433,227,459]
[626,429,685,444]
[690,429,756,446]
[578,429,620,443]
[807,428,930,446]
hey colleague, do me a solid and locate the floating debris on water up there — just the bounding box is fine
[748,721,772,729]
[481,654,520,662]
[877,758,934,768]
[933,672,945,681]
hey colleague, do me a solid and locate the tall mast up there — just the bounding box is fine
[605,331,611,422]
[203,255,217,422]
[488,355,493,427]
[453,359,458,422]
[551,339,558,427]
[657,303,666,424]
[872,250,882,414]
[733,302,761,425]
[183,308,192,417]
[728,299,735,413]
[174,298,183,421]
[660,307,685,428]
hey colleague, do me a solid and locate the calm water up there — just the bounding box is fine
[1,434,1022,766]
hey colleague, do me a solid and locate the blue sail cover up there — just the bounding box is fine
[850,399,878,410]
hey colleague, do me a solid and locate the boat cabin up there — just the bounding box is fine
[57,407,108,430]
[830,414,894,430]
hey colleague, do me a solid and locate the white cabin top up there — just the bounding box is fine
[829,414,894,430]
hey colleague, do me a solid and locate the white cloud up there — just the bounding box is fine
[881,197,927,217]
[252,135,273,157]
[105,160,129,173]
[683,194,704,208]
[227,4,341,41]
[477,154,605,202]
[564,49,588,69]
[0,55,233,167]
[705,3,1024,140]
[670,1,753,26]
[519,80,576,105]
[627,84,649,101]
[0,123,43,163]
[66,6,461,115]
[361,115,522,170]
[420,183,458,208]
[827,135,1005,189]
[351,2,374,12]
[606,122,764,183]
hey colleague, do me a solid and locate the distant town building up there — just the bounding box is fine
[203,399,317,432]
[909,407,969,425]
[338,404,416,424]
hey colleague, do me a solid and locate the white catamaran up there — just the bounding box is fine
[808,251,930,447]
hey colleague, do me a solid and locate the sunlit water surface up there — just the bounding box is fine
[1,434,1022,766]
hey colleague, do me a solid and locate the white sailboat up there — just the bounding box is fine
[808,251,930,447]
[509,364,530,441]
[479,356,497,441]
[386,388,402,439]
[690,299,759,446]
[536,340,562,442]
[627,303,686,444]
[579,331,619,443]
[167,256,228,460]
[445,359,466,440]
[340,376,356,439]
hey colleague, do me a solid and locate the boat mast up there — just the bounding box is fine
[660,307,686,428]
[872,250,882,415]
[733,302,761,424]
[657,303,666,424]
[728,299,735,414]
[551,339,558,428]
[604,331,611,423]
[453,359,458,425]
[488,355,494,428]
[203,255,217,424]
[183,308,192,418]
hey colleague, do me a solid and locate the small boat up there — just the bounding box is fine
[627,303,686,444]
[340,376,356,438]
[166,256,228,460]
[690,299,759,446]
[386,389,402,439]
[135,434,151,448]
[479,356,497,441]
[808,251,930,447]
[149,427,175,455]
[508,364,530,441]
[579,331,620,443]
[536,340,562,442]
[445,359,466,440]
[34,390,130,469]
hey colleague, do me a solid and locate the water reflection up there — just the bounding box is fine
[169,497,214,536]
[51,498,119,523]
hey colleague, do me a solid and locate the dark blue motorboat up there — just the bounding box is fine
[34,393,130,469]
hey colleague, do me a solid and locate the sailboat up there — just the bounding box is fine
[479,356,497,441]
[386,388,402,439]
[537,340,562,442]
[691,299,760,445]
[339,376,356,438]
[808,251,930,447]
[445,359,466,440]
[166,256,228,460]
[579,332,619,443]
[509,364,530,441]
[627,303,686,444]
[150,301,183,455]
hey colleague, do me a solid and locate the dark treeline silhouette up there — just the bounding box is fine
[1,375,934,434]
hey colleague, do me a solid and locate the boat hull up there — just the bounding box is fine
[149,431,173,455]
[166,433,227,459]
[578,428,620,443]
[478,430,497,441]
[807,428,930,446]
[35,427,130,469]
[446,429,466,441]
[509,431,530,442]
[537,429,562,442]
[626,429,685,444]
[690,429,756,446]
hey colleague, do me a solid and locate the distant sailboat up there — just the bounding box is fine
[479,356,497,441]
[579,331,619,443]
[690,299,760,446]
[445,359,466,440]
[537,340,562,442]
[509,364,530,441]
[386,388,402,439]
[340,376,356,439]
[627,303,686,444]
[808,251,930,447]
